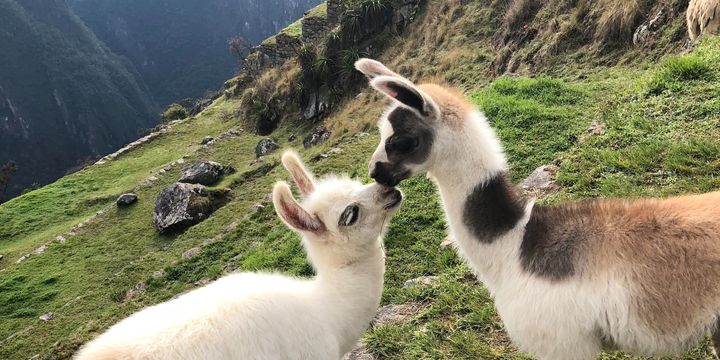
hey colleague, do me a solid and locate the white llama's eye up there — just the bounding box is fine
[339,205,360,226]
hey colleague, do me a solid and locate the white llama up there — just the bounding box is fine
[356,58,720,360]
[75,150,403,360]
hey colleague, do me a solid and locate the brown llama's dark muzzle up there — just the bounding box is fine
[370,161,411,187]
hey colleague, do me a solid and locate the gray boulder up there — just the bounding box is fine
[303,126,331,149]
[153,183,230,233]
[255,138,280,158]
[116,193,138,207]
[179,161,235,186]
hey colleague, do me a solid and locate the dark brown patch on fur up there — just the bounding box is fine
[521,201,600,280]
[462,173,526,243]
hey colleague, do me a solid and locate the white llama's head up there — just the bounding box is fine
[273,151,403,265]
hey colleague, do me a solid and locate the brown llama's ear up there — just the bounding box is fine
[273,182,326,234]
[281,151,316,197]
[370,76,439,117]
[354,58,402,79]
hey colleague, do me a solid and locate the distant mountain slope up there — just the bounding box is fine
[0,0,157,201]
[68,0,322,105]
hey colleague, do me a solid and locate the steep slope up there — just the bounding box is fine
[68,0,323,105]
[0,0,157,201]
[1,1,719,359]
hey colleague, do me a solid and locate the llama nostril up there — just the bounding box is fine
[369,162,380,179]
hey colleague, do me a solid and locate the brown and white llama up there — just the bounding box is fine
[356,58,720,360]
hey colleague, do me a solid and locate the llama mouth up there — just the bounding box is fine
[383,191,403,210]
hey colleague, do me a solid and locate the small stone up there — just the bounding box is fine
[143,176,160,186]
[328,147,342,154]
[182,247,201,260]
[303,126,331,149]
[519,165,559,194]
[152,270,166,279]
[288,134,297,142]
[440,236,455,249]
[403,276,439,288]
[223,221,239,233]
[255,138,280,158]
[39,313,54,321]
[250,204,265,212]
[124,282,147,302]
[116,193,138,207]
[179,161,235,186]
[201,136,214,145]
[587,120,606,136]
[372,303,426,327]
[193,278,211,286]
[310,153,330,162]
[33,245,48,256]
[55,235,66,244]
[342,342,376,360]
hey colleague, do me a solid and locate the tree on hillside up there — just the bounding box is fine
[228,36,252,70]
[0,161,18,204]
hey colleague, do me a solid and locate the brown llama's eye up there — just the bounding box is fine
[339,204,360,226]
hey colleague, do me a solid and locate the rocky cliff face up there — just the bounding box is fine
[0,0,157,201]
[68,0,323,105]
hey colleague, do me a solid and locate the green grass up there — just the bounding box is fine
[306,3,328,19]
[261,18,304,45]
[472,77,592,180]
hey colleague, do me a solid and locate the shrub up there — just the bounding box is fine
[160,103,189,123]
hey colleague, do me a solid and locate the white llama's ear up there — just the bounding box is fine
[354,58,401,79]
[370,76,438,117]
[281,151,316,197]
[273,181,326,234]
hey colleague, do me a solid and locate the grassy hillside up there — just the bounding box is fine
[1,0,720,359]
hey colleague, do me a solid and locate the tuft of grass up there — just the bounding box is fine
[647,54,715,94]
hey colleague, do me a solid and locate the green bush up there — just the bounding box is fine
[160,103,189,123]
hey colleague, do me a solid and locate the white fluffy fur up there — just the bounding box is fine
[75,152,401,360]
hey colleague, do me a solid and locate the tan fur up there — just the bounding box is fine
[579,192,720,336]
[688,0,720,41]
[417,83,474,128]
